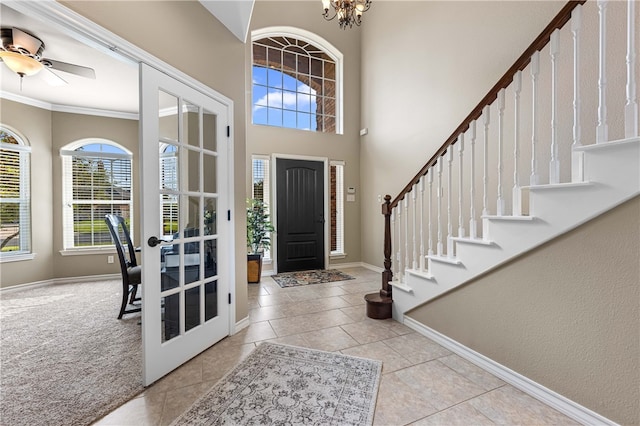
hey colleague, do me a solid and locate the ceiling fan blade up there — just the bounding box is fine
[43,58,96,79]
[10,28,44,56]
[40,67,67,87]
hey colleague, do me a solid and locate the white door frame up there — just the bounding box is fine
[6,0,238,334]
[271,153,330,274]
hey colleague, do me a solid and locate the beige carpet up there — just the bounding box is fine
[0,279,142,426]
[171,342,382,426]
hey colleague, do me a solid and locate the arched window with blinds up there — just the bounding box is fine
[0,127,31,259]
[61,140,133,250]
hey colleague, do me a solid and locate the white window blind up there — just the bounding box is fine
[0,129,31,256]
[330,161,344,255]
[61,141,132,250]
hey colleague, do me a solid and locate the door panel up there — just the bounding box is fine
[140,63,229,386]
[276,159,324,272]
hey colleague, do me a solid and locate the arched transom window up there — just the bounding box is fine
[252,28,342,134]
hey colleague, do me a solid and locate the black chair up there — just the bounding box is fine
[105,214,141,319]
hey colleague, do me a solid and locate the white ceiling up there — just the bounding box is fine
[0,1,255,116]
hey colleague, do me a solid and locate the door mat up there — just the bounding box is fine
[271,269,355,288]
[171,342,381,426]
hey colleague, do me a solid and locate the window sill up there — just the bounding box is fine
[0,253,36,263]
[60,247,116,256]
[330,252,347,259]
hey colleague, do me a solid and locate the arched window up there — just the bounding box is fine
[0,127,31,259]
[61,140,133,250]
[252,27,343,134]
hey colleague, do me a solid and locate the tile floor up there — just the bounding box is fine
[94,267,578,425]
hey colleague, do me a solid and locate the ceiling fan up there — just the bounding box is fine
[0,27,96,88]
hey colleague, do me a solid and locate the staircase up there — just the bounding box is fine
[367,0,640,322]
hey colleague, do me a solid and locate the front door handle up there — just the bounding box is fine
[147,236,172,247]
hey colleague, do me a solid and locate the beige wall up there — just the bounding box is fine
[359,1,565,268]
[408,196,640,425]
[0,99,53,287]
[246,0,362,269]
[61,0,249,321]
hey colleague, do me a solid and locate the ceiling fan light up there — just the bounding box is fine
[0,51,43,76]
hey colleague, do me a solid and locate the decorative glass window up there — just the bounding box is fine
[330,161,344,256]
[0,128,31,257]
[61,140,132,250]
[251,155,272,260]
[160,144,179,236]
[252,29,342,134]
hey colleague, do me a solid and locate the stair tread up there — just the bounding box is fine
[524,181,593,190]
[427,255,463,265]
[482,215,536,221]
[451,237,495,245]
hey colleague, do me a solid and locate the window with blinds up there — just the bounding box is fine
[251,155,272,260]
[330,161,345,256]
[61,141,132,250]
[0,129,30,257]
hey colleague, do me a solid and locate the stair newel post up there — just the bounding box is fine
[572,5,584,183]
[482,105,490,240]
[446,148,454,258]
[381,195,393,296]
[419,176,426,272]
[412,187,418,270]
[625,0,638,138]
[364,195,393,320]
[513,71,522,216]
[457,134,465,238]
[549,29,561,184]
[437,159,444,256]
[497,88,506,216]
[469,121,477,239]
[596,0,609,144]
[530,51,540,186]
[427,170,434,257]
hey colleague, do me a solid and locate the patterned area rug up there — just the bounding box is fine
[271,269,355,288]
[171,343,382,426]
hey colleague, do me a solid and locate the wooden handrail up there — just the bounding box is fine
[388,0,586,210]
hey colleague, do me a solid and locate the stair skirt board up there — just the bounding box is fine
[403,317,617,426]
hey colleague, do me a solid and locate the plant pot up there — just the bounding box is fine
[247,253,262,283]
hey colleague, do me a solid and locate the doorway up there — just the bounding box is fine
[275,158,325,272]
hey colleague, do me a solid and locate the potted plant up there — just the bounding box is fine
[246,198,275,283]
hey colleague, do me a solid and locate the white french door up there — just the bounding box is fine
[139,63,230,386]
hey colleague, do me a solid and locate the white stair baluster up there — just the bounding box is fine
[469,121,478,238]
[412,187,417,270]
[597,0,609,143]
[458,134,465,237]
[427,170,434,257]
[404,197,409,274]
[530,51,540,186]
[549,29,561,184]
[513,71,522,216]
[419,176,425,272]
[572,5,584,182]
[497,88,506,215]
[396,206,403,282]
[392,209,398,281]
[446,148,454,258]
[625,0,638,138]
[437,160,443,256]
[482,105,490,240]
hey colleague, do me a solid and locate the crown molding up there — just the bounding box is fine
[1,91,139,120]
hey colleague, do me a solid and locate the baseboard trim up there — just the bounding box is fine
[403,317,617,426]
[234,316,250,334]
[1,273,120,293]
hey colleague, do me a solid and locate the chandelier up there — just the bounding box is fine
[321,0,372,29]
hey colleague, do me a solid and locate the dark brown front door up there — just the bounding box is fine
[276,159,324,272]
